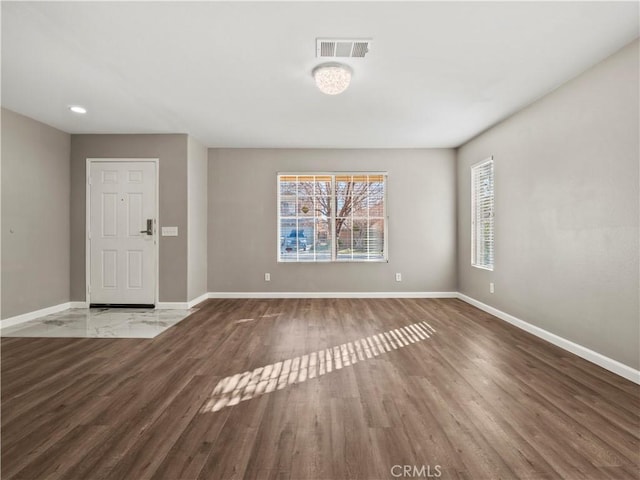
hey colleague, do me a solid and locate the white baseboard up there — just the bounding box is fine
[456,293,640,385]
[156,302,190,310]
[208,291,458,299]
[70,301,89,308]
[0,302,72,329]
[187,293,210,308]
[128,293,208,310]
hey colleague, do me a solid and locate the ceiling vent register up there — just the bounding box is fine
[316,38,372,58]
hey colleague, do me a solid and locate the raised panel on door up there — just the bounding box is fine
[102,250,118,288]
[126,250,143,289]
[127,193,143,238]
[101,169,118,184]
[102,193,118,237]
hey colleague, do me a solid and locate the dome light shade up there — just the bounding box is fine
[69,105,87,114]
[312,63,352,95]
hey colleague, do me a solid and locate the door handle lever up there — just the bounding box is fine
[140,218,153,235]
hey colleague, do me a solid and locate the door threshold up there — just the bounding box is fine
[89,304,155,309]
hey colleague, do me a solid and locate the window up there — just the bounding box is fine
[278,173,387,262]
[471,158,494,270]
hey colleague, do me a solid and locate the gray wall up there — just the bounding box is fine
[1,108,71,319]
[187,136,208,301]
[457,40,639,369]
[70,134,189,303]
[208,148,457,293]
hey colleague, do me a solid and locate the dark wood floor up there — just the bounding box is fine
[2,298,639,480]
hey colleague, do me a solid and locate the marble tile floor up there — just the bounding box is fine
[0,307,195,339]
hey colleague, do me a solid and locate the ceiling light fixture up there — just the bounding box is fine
[69,105,87,114]
[312,63,352,95]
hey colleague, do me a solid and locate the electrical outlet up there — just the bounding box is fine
[489,282,495,294]
[395,273,402,282]
[265,273,271,282]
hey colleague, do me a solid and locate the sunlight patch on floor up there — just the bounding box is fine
[200,320,437,413]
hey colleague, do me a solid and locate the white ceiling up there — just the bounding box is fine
[2,1,638,148]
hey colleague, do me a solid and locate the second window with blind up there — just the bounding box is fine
[278,173,387,262]
[471,158,495,270]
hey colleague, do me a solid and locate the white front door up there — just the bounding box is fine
[89,161,157,305]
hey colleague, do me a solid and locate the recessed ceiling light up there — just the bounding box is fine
[69,105,87,114]
[312,63,352,95]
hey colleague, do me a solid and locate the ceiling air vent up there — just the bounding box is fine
[316,38,372,58]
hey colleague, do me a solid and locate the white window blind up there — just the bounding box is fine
[471,158,494,270]
[278,173,387,262]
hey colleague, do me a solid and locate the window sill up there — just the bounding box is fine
[471,264,494,271]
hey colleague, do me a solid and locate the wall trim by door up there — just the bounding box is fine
[156,302,190,310]
[85,158,160,307]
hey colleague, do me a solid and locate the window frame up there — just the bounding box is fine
[470,157,495,271]
[277,172,388,263]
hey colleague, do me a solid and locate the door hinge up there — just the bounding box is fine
[88,176,92,185]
